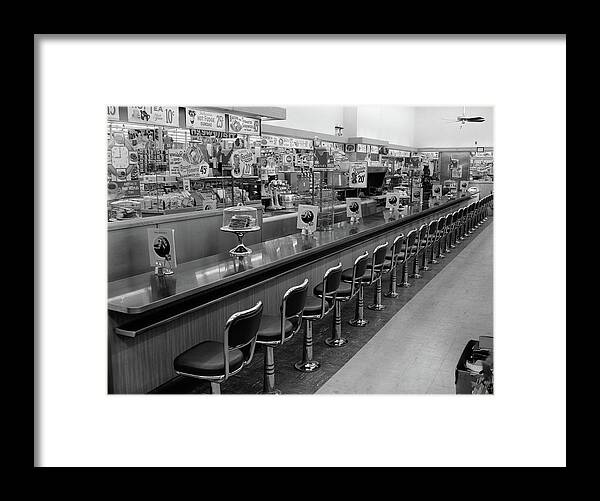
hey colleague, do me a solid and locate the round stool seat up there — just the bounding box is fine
[174,341,244,377]
[314,281,353,298]
[341,267,372,283]
[303,296,333,315]
[256,315,294,342]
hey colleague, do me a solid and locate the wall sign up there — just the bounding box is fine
[346,197,362,220]
[228,114,261,135]
[348,162,368,188]
[127,106,179,127]
[345,144,356,153]
[356,144,368,153]
[297,204,320,234]
[107,106,120,121]
[185,108,226,131]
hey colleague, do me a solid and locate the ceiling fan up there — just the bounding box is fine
[443,106,486,129]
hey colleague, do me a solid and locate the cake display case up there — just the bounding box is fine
[220,204,260,256]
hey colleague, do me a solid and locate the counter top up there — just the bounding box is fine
[108,195,471,314]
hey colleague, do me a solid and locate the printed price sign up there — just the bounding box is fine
[187,162,210,179]
[385,193,400,210]
[185,108,226,131]
[228,114,261,135]
[128,106,178,127]
[346,197,362,220]
[348,162,368,188]
[107,105,120,121]
[432,184,442,198]
[297,204,319,234]
[168,148,185,175]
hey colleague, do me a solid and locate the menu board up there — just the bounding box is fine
[185,108,227,131]
[228,114,261,135]
[107,106,120,121]
[356,144,368,153]
[348,161,368,188]
[127,106,179,127]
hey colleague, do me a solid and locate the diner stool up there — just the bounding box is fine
[295,263,343,372]
[443,212,454,254]
[255,279,309,394]
[173,301,263,394]
[320,252,369,346]
[365,241,391,311]
[433,216,445,262]
[457,208,467,243]
[450,211,459,248]
[398,229,418,287]
[410,224,428,279]
[422,219,438,271]
[464,203,475,237]
[383,234,406,298]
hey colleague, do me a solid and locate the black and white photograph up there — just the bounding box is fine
[34,34,566,467]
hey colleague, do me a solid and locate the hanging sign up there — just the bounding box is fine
[346,197,362,220]
[127,106,178,127]
[370,145,380,154]
[385,192,400,210]
[228,114,261,135]
[148,228,177,268]
[230,148,253,178]
[185,108,226,131]
[297,204,320,234]
[167,147,185,176]
[348,161,368,188]
[356,144,368,153]
[107,106,120,121]
[345,144,356,153]
[432,184,442,198]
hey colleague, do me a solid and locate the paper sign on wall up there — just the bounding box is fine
[185,108,226,131]
[346,198,362,220]
[356,144,368,153]
[431,184,442,198]
[297,204,320,233]
[228,114,261,135]
[148,228,177,268]
[107,106,120,121]
[168,148,185,175]
[348,162,368,188]
[385,193,400,210]
[128,106,178,127]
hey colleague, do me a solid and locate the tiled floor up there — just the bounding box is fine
[317,222,493,394]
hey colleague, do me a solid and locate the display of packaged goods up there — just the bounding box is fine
[222,204,258,230]
[108,199,142,220]
[141,192,196,211]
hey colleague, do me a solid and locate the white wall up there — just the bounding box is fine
[355,106,415,146]
[413,106,494,149]
[273,105,345,136]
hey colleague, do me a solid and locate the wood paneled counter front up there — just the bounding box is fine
[108,195,473,393]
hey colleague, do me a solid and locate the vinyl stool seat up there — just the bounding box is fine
[341,267,376,283]
[174,341,245,377]
[314,281,353,297]
[256,315,295,341]
[303,296,334,315]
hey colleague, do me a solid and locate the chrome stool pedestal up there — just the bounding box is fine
[294,319,321,372]
[348,285,368,327]
[326,301,349,346]
[368,277,385,311]
[261,346,281,394]
[384,266,399,298]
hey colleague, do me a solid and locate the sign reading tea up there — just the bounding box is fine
[128,106,178,127]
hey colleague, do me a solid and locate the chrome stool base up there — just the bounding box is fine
[325,336,348,347]
[422,265,431,271]
[384,291,399,298]
[348,318,368,327]
[367,304,385,311]
[259,389,282,395]
[410,273,423,279]
[431,258,439,264]
[399,281,412,288]
[294,360,321,372]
